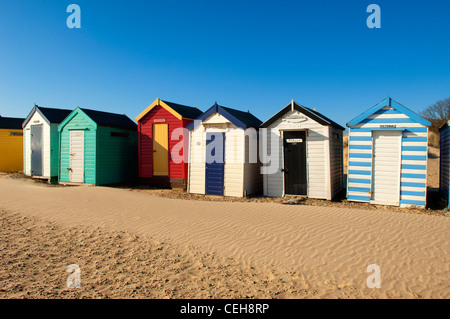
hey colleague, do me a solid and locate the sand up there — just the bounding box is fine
[0,174,449,298]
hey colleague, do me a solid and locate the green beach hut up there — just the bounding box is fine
[58,107,138,185]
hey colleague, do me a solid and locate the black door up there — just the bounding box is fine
[31,125,43,176]
[283,131,307,195]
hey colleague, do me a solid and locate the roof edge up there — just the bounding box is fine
[187,103,255,131]
[347,97,431,127]
[260,101,344,130]
[58,107,98,132]
[22,105,50,128]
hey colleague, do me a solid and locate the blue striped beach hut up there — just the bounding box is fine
[439,122,450,206]
[346,97,431,207]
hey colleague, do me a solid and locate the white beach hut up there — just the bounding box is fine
[22,105,72,181]
[187,103,263,197]
[346,97,431,207]
[260,100,345,199]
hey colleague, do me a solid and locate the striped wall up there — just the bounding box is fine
[347,106,428,207]
[440,125,450,205]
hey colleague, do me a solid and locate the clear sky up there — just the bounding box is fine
[0,0,449,127]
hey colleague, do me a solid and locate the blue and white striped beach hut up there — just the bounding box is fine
[346,97,431,207]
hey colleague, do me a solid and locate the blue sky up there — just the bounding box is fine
[0,0,449,127]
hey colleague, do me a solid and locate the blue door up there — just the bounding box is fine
[205,132,225,195]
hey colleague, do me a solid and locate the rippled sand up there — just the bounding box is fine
[0,175,448,298]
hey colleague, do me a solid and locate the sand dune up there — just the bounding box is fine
[0,175,448,298]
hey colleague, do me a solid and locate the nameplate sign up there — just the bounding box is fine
[282,114,307,124]
[154,119,166,123]
[287,138,303,143]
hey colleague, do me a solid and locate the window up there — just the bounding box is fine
[10,132,23,136]
[110,132,129,137]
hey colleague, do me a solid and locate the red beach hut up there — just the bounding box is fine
[135,98,203,188]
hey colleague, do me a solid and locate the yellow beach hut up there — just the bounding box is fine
[0,116,25,172]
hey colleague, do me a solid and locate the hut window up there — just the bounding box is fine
[9,132,23,136]
[333,133,339,139]
[111,132,129,137]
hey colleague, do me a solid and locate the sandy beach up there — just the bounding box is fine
[0,173,448,299]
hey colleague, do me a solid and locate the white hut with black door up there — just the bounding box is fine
[260,100,345,200]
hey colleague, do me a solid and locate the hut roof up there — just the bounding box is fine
[0,116,25,129]
[22,105,72,128]
[135,98,202,122]
[187,103,262,130]
[260,100,344,130]
[346,97,431,127]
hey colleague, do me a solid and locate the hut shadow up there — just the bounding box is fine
[428,153,439,159]
[107,181,172,191]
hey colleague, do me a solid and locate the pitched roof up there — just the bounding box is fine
[80,108,137,130]
[38,107,72,123]
[162,100,203,120]
[23,105,72,127]
[0,116,25,129]
[220,105,263,128]
[346,97,431,127]
[135,98,202,122]
[260,101,345,130]
[187,103,262,131]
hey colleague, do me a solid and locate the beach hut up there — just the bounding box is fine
[22,105,72,181]
[260,100,345,199]
[134,98,203,188]
[187,102,263,197]
[58,107,138,186]
[346,97,431,207]
[439,122,450,206]
[0,116,24,172]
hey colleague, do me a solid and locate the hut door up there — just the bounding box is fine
[205,132,225,195]
[30,125,43,176]
[283,131,307,195]
[153,124,169,176]
[69,130,85,183]
[371,131,401,205]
